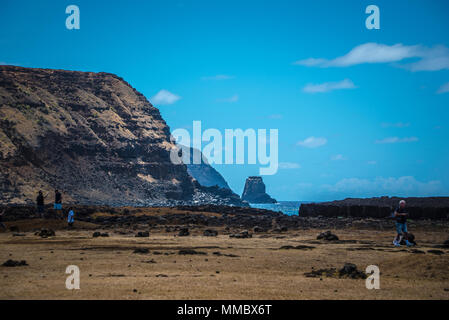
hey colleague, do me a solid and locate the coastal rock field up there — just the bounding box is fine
[0,206,448,300]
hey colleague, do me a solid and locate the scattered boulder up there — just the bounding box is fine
[178,228,190,237]
[442,239,449,248]
[427,250,445,255]
[229,230,252,239]
[253,226,265,233]
[2,260,28,267]
[279,245,315,250]
[203,229,218,237]
[305,263,366,279]
[36,229,55,238]
[317,230,339,241]
[338,263,367,279]
[178,249,207,255]
[133,248,150,254]
[93,232,109,238]
[304,268,336,278]
[135,231,150,238]
[272,226,288,233]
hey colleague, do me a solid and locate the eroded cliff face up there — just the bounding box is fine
[0,66,195,205]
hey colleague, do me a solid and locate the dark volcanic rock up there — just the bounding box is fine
[36,228,55,238]
[93,232,109,238]
[133,248,150,254]
[300,197,449,219]
[338,263,367,279]
[305,263,366,279]
[203,229,218,237]
[241,176,276,204]
[317,230,339,241]
[178,228,190,237]
[2,259,28,267]
[230,230,252,239]
[135,231,150,238]
[178,249,207,255]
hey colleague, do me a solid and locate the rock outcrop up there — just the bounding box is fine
[184,147,230,190]
[241,176,276,204]
[299,197,449,219]
[0,66,244,206]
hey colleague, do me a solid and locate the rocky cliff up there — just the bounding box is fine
[241,176,276,204]
[183,147,230,190]
[0,66,243,206]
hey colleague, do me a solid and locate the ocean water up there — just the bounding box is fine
[250,201,313,216]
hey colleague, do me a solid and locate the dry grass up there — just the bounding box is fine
[0,222,448,300]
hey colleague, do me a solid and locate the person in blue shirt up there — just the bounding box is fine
[393,200,414,247]
[67,208,75,228]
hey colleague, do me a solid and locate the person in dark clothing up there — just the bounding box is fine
[393,200,414,247]
[0,209,6,230]
[36,190,48,218]
[54,190,62,210]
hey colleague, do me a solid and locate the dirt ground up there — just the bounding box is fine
[0,220,448,300]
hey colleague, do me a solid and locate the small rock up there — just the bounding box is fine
[203,229,218,237]
[178,228,190,237]
[135,231,150,238]
[229,230,252,239]
[133,248,150,254]
[2,260,28,267]
[317,231,339,241]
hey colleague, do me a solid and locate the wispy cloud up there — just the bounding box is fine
[297,136,327,148]
[279,162,301,169]
[302,79,356,93]
[437,82,449,94]
[294,43,449,72]
[381,122,410,128]
[216,94,239,103]
[367,160,377,165]
[331,154,347,161]
[375,136,419,144]
[151,90,181,105]
[201,74,235,81]
[268,114,283,119]
[322,176,442,196]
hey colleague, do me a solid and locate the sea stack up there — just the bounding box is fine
[241,176,277,204]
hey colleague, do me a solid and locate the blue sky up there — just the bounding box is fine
[1,0,449,200]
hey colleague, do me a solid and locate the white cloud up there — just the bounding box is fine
[375,136,419,144]
[217,94,239,103]
[367,160,377,165]
[297,136,327,148]
[279,162,301,169]
[437,82,449,94]
[295,43,449,71]
[331,154,347,161]
[321,176,443,197]
[201,75,235,81]
[151,90,181,105]
[303,79,356,93]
